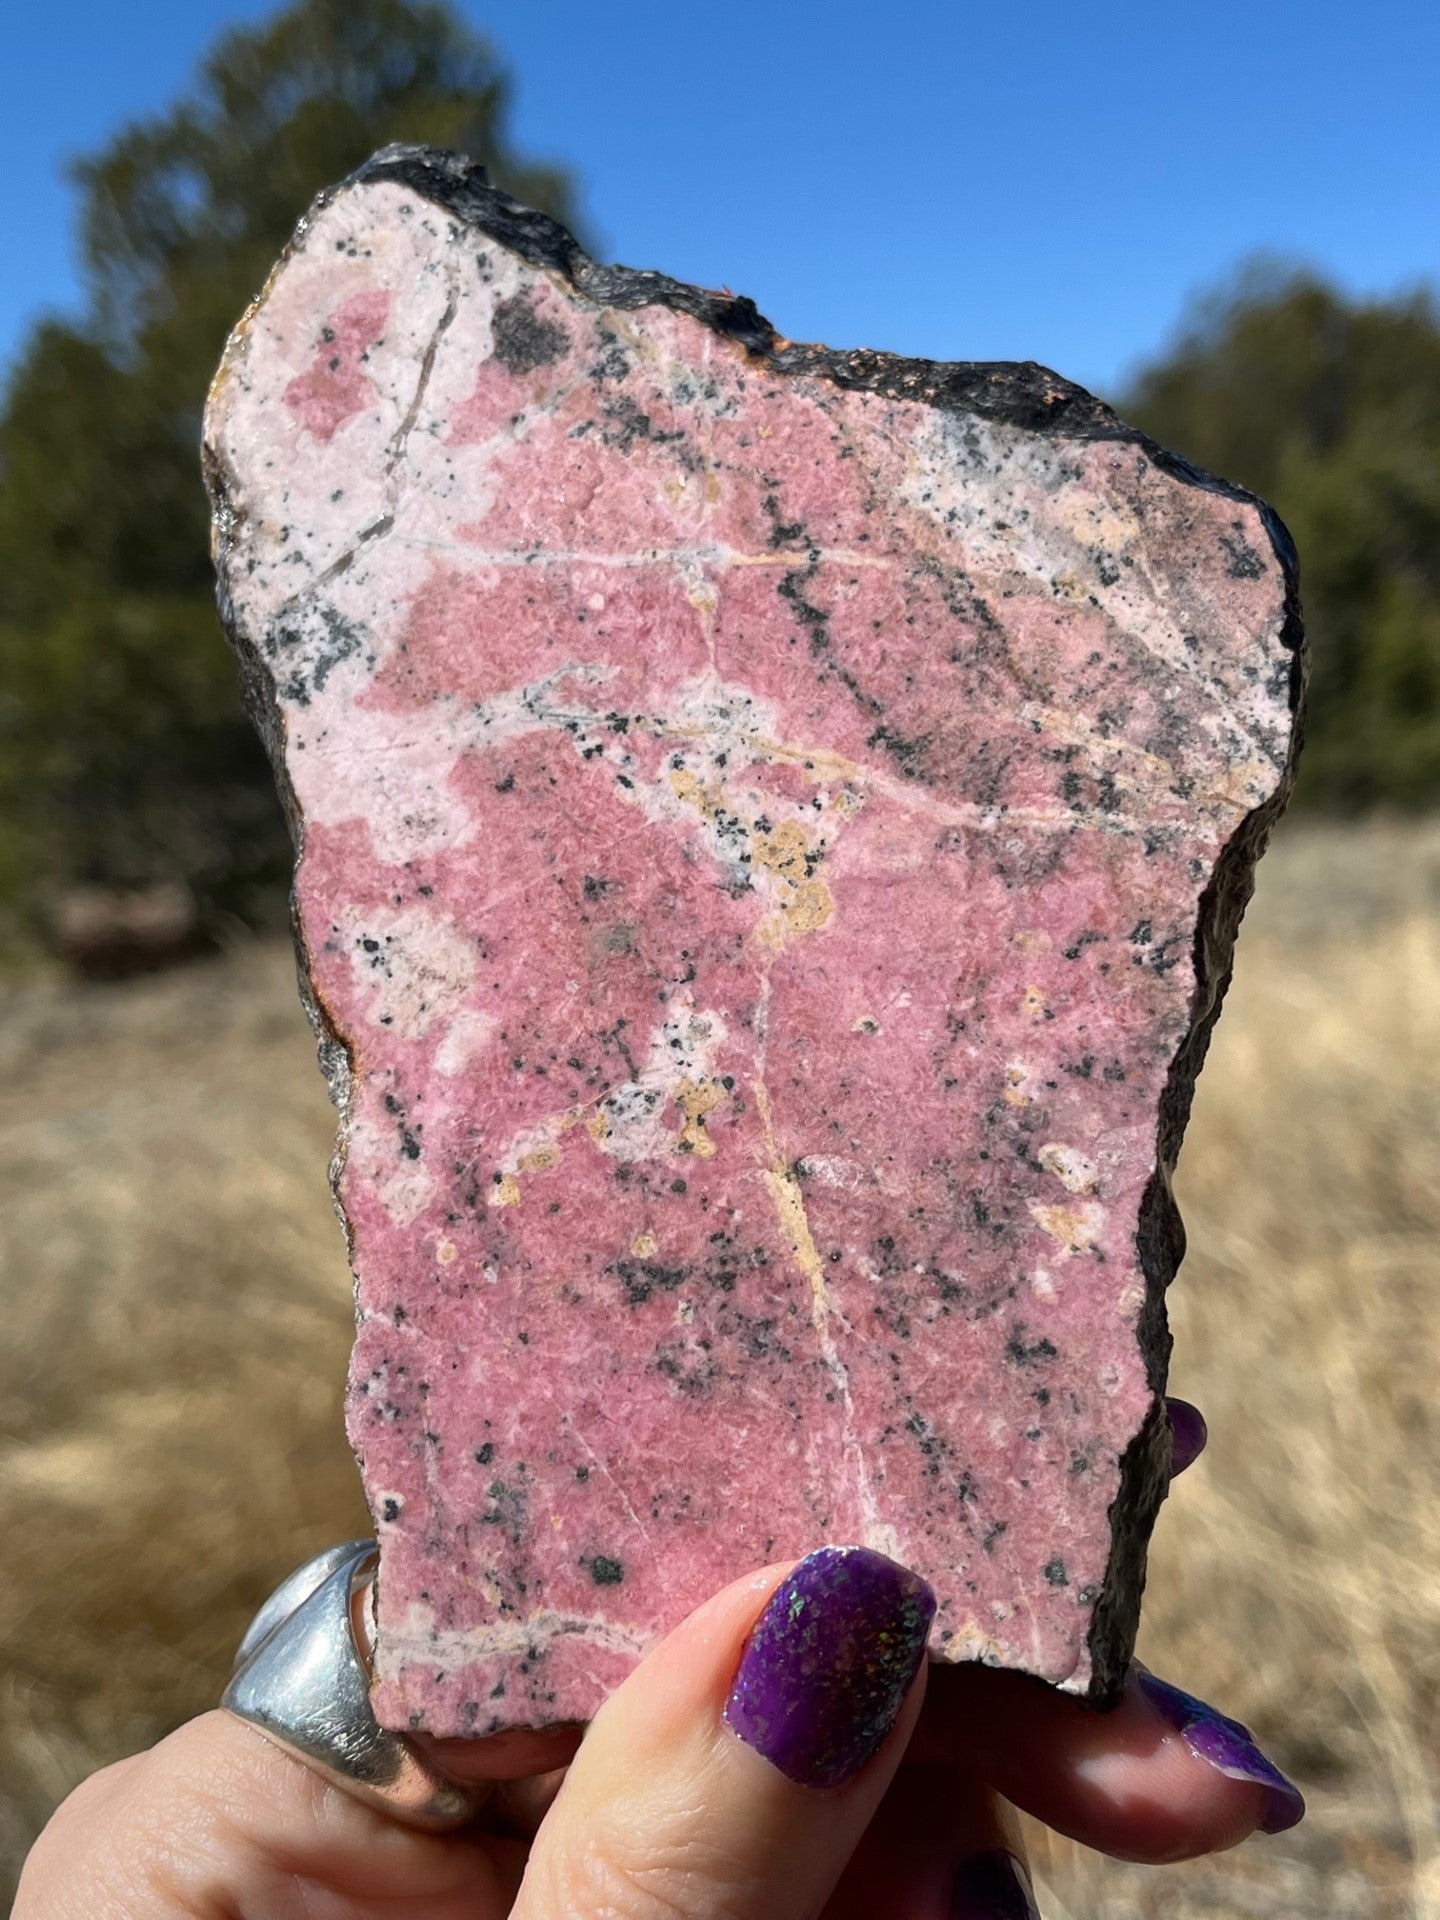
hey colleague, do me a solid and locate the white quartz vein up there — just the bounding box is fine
[384,1610,656,1671]
[304,660,1180,853]
[391,538,893,571]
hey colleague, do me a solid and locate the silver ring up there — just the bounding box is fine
[223,1539,486,1830]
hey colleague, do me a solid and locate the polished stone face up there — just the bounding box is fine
[206,149,1302,1736]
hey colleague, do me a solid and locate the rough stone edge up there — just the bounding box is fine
[1084,505,1306,1702]
[201,143,1308,1713]
[203,297,359,1262]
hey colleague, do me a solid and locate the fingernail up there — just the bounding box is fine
[1136,1670,1305,1833]
[722,1544,935,1789]
[949,1848,1040,1918]
[1165,1397,1208,1475]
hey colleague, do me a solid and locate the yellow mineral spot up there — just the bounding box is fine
[1012,929,1052,954]
[1029,1198,1105,1255]
[675,1078,723,1158]
[747,819,834,941]
[1037,1143,1098,1195]
[1003,1061,1032,1108]
[669,766,708,812]
[1023,985,1047,1019]
[786,878,834,933]
[489,1174,522,1209]
[435,1239,458,1266]
[517,1143,559,1173]
[586,1111,610,1142]
[753,1079,833,1339]
[751,818,810,882]
[631,1230,658,1258]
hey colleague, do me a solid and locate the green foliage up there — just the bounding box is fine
[1122,261,1440,810]
[0,0,581,938]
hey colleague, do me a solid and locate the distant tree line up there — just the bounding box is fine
[1,0,1436,955]
[1122,262,1440,812]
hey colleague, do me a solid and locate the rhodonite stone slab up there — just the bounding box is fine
[205,146,1304,1734]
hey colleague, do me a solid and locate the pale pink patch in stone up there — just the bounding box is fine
[284,287,391,441]
[205,152,1303,1737]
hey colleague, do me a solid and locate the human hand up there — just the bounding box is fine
[16,1399,1301,1919]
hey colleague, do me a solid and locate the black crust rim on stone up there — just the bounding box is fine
[206,142,1308,1716]
[353,142,1305,611]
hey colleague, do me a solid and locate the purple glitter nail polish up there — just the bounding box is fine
[949,1849,1041,1918]
[1136,1670,1305,1833]
[722,1545,935,1790]
[1165,1397,1208,1476]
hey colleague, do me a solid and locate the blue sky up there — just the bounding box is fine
[3,0,1437,399]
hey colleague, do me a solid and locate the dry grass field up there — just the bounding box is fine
[1,818,1437,1914]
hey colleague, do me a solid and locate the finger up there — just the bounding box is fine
[15,1710,522,1920]
[514,1545,934,1920]
[1165,1396,1208,1475]
[824,1766,1039,1920]
[922,1661,1303,1864]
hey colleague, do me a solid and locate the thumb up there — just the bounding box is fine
[514,1546,934,1920]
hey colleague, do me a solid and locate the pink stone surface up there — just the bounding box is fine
[205,148,1304,1734]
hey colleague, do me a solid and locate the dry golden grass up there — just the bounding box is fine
[1030,819,1440,1917]
[1,818,1437,1913]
